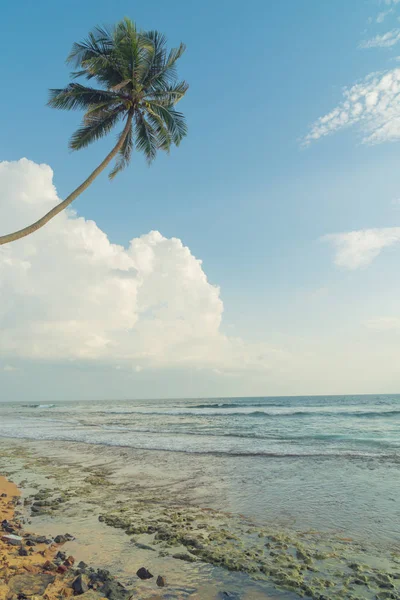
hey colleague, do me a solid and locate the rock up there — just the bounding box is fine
[1,534,23,546]
[65,532,75,540]
[18,547,28,556]
[56,551,67,560]
[136,567,153,580]
[172,552,197,562]
[8,573,55,596]
[99,580,132,599]
[218,593,241,600]
[1,492,7,497]
[25,539,36,546]
[78,561,88,570]
[72,574,89,595]
[25,534,51,544]
[156,575,167,587]
[57,564,68,574]
[43,560,57,571]
[55,534,67,543]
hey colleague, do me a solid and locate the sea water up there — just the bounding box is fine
[0,394,399,546]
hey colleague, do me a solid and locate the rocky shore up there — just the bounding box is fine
[0,476,169,599]
[1,439,400,600]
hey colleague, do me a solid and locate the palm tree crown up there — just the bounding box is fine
[0,18,188,245]
[49,17,188,178]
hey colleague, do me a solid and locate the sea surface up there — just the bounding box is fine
[0,394,399,544]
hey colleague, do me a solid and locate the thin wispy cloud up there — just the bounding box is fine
[360,28,400,48]
[376,9,394,23]
[303,68,400,146]
[322,227,400,269]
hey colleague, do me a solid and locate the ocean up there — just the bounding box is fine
[0,394,399,543]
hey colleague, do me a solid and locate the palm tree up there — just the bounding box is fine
[0,18,188,245]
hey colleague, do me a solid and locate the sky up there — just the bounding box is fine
[2,0,400,401]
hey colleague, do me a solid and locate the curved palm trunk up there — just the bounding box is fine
[0,113,133,246]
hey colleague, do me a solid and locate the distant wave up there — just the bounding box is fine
[101,408,400,419]
[191,402,283,409]
[21,404,56,409]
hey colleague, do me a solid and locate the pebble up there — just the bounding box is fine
[156,575,167,587]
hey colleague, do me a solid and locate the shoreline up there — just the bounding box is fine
[0,438,399,600]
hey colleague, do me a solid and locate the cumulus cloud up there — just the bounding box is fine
[322,227,400,269]
[303,68,400,145]
[360,29,400,48]
[0,159,286,374]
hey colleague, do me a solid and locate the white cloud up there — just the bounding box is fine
[303,68,400,145]
[0,159,287,374]
[376,9,393,23]
[322,227,400,269]
[360,28,400,47]
[2,365,17,372]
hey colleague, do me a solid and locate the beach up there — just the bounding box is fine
[0,395,399,599]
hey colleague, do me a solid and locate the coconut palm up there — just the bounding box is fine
[0,18,188,245]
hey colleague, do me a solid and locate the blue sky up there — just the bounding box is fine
[2,0,400,400]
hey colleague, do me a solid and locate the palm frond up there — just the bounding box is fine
[48,84,120,111]
[145,102,187,145]
[143,41,186,90]
[69,109,123,150]
[67,26,113,68]
[134,112,158,163]
[146,112,172,152]
[146,81,189,106]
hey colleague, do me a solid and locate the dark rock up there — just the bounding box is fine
[43,560,57,571]
[55,534,67,543]
[136,567,153,580]
[25,539,36,546]
[1,493,7,497]
[25,534,51,544]
[78,561,88,570]
[98,515,105,522]
[96,569,113,583]
[99,580,132,599]
[218,593,241,600]
[18,547,28,557]
[172,552,197,562]
[56,550,67,560]
[65,532,75,540]
[156,575,167,587]
[72,574,89,595]
[1,534,23,546]
[8,574,55,596]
